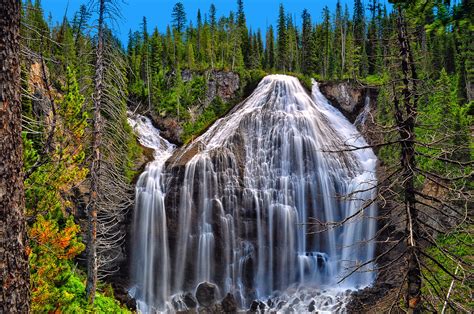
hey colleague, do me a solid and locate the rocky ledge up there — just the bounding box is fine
[319,81,378,123]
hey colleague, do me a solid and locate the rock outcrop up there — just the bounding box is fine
[182,69,240,106]
[195,282,219,308]
[319,81,377,123]
[221,293,238,313]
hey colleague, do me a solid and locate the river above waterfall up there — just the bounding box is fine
[128,75,378,313]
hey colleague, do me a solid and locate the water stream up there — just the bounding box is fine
[128,114,175,311]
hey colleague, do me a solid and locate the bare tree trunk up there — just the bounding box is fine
[0,0,30,312]
[87,0,105,304]
[396,7,421,313]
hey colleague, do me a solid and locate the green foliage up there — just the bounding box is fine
[182,94,239,143]
[172,2,186,33]
[29,215,85,312]
[154,73,207,119]
[22,67,130,312]
[415,69,472,184]
[422,229,473,312]
[24,67,89,217]
[123,120,143,183]
[239,68,267,96]
[30,255,130,313]
[23,134,39,170]
[375,84,400,166]
[361,73,389,86]
[293,73,313,92]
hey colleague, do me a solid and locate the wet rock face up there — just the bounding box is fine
[183,292,198,309]
[195,282,219,308]
[319,81,376,122]
[149,115,184,145]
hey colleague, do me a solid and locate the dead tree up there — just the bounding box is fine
[87,0,134,303]
[394,6,422,311]
[0,0,30,312]
[95,32,134,280]
[87,0,105,303]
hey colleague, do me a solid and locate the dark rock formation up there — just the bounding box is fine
[196,282,218,308]
[221,293,238,313]
[182,69,240,106]
[319,81,381,151]
[149,114,184,145]
[183,292,198,309]
[112,284,137,311]
[249,300,259,312]
[319,81,377,123]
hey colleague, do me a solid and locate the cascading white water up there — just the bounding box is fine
[128,114,175,312]
[354,94,371,129]
[130,75,378,313]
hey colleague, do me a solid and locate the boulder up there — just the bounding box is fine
[221,293,238,313]
[195,282,218,308]
[249,300,259,312]
[183,292,198,309]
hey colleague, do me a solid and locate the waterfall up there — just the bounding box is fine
[354,94,371,128]
[130,75,378,312]
[128,114,175,312]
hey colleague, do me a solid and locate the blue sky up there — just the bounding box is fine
[41,1,391,44]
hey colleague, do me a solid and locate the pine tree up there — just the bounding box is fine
[186,41,195,68]
[87,0,106,302]
[322,6,332,78]
[196,9,202,62]
[209,4,216,31]
[353,0,365,47]
[301,9,312,75]
[256,29,264,64]
[229,11,244,70]
[236,0,250,66]
[333,0,343,78]
[277,4,288,71]
[172,2,186,33]
[286,14,299,72]
[72,5,90,49]
[150,27,162,73]
[209,4,217,68]
[265,25,275,70]
[353,0,368,76]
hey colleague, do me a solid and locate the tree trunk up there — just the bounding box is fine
[396,7,421,313]
[87,0,105,304]
[0,0,30,312]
